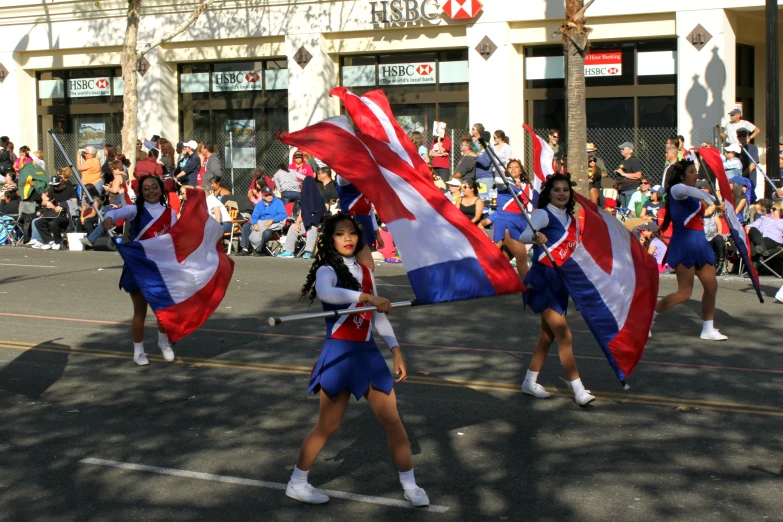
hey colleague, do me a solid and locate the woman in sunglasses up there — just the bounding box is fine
[628,178,653,217]
[587,157,604,208]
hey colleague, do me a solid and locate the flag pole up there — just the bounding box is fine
[269,300,417,326]
[477,137,559,266]
[740,147,778,192]
[692,149,723,205]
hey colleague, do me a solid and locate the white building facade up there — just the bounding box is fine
[0,0,780,176]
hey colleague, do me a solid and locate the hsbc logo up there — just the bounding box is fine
[95,79,109,89]
[371,0,482,26]
[416,64,433,75]
[245,71,260,83]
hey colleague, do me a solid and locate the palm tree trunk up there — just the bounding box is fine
[121,0,141,179]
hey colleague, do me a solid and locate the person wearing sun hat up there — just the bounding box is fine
[445,178,462,203]
[586,142,607,177]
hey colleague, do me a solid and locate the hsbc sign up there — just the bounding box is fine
[68,77,111,98]
[379,62,435,85]
[212,70,263,92]
[584,52,623,77]
[370,0,482,25]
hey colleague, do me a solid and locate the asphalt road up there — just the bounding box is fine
[0,247,781,522]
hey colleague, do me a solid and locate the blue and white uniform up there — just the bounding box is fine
[336,175,378,248]
[519,204,578,316]
[308,257,398,400]
[665,184,715,269]
[493,176,531,242]
[104,201,178,293]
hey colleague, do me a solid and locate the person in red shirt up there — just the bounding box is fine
[133,148,164,191]
[429,126,451,182]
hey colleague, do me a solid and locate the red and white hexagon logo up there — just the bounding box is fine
[442,0,483,20]
[416,64,433,76]
[245,71,260,83]
[608,67,619,75]
[96,79,109,89]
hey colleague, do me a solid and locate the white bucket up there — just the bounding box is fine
[67,232,87,251]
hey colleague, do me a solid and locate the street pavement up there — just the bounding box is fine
[0,247,781,521]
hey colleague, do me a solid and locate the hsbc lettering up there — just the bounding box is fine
[68,77,112,98]
[370,0,439,25]
[379,62,436,85]
[212,70,263,92]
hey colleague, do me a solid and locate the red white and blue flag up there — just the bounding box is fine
[558,194,659,382]
[522,124,555,208]
[279,113,524,305]
[696,147,764,303]
[117,189,235,342]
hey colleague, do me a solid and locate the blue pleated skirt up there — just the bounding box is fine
[666,228,714,270]
[308,339,394,400]
[523,263,569,316]
[119,265,140,293]
[493,212,528,243]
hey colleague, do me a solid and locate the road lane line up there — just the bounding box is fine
[2,312,783,375]
[1,340,781,418]
[80,458,450,512]
[0,263,57,268]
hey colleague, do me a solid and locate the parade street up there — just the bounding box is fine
[0,248,781,522]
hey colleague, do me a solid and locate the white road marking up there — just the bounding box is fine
[375,283,411,287]
[80,458,449,513]
[0,263,56,268]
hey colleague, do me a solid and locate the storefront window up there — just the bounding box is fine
[340,50,469,134]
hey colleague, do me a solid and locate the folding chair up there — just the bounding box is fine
[263,202,296,256]
[222,202,248,255]
[758,247,783,279]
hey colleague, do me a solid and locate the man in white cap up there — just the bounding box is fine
[615,141,643,209]
[175,140,201,186]
[717,109,759,145]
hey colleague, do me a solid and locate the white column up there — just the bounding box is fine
[676,9,737,149]
[136,47,178,144]
[466,22,523,156]
[286,33,339,139]
[0,51,38,148]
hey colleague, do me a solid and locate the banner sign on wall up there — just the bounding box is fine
[213,71,264,92]
[78,123,106,149]
[225,119,256,169]
[379,62,435,85]
[68,77,111,98]
[584,52,623,77]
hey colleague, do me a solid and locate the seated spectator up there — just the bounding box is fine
[474,132,494,197]
[628,177,652,217]
[32,150,45,171]
[729,177,749,223]
[76,145,103,193]
[454,138,476,182]
[446,178,462,204]
[747,198,772,225]
[236,186,287,257]
[699,180,727,275]
[273,162,304,217]
[105,160,129,207]
[289,150,314,178]
[0,190,20,216]
[210,175,232,201]
[32,175,77,250]
[13,146,33,174]
[746,202,783,258]
[456,180,484,225]
[640,186,662,221]
[722,144,743,178]
[201,184,232,234]
[248,170,269,204]
[316,167,338,213]
[80,184,103,241]
[637,222,668,273]
[277,177,325,259]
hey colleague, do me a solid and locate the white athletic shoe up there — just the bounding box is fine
[158,342,175,362]
[521,381,551,398]
[700,329,728,341]
[404,487,430,507]
[39,241,54,250]
[26,239,41,246]
[574,389,596,407]
[133,352,150,366]
[31,242,44,249]
[51,243,61,251]
[285,482,330,504]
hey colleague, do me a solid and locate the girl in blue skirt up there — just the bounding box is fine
[504,174,595,407]
[653,160,727,340]
[285,214,429,508]
[493,159,531,260]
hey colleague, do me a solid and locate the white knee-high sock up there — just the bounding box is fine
[399,469,416,489]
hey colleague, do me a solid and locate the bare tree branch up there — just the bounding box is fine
[138,0,218,57]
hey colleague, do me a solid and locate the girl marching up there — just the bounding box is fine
[100,175,179,365]
[503,174,596,407]
[285,214,429,507]
[653,159,727,340]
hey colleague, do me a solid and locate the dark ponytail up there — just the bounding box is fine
[661,159,694,232]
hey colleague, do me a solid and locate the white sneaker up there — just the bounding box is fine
[521,381,551,398]
[51,243,61,251]
[26,239,40,246]
[285,482,330,504]
[158,342,175,362]
[700,329,728,341]
[404,487,430,507]
[39,241,54,250]
[133,352,149,366]
[574,389,596,407]
[31,242,44,249]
